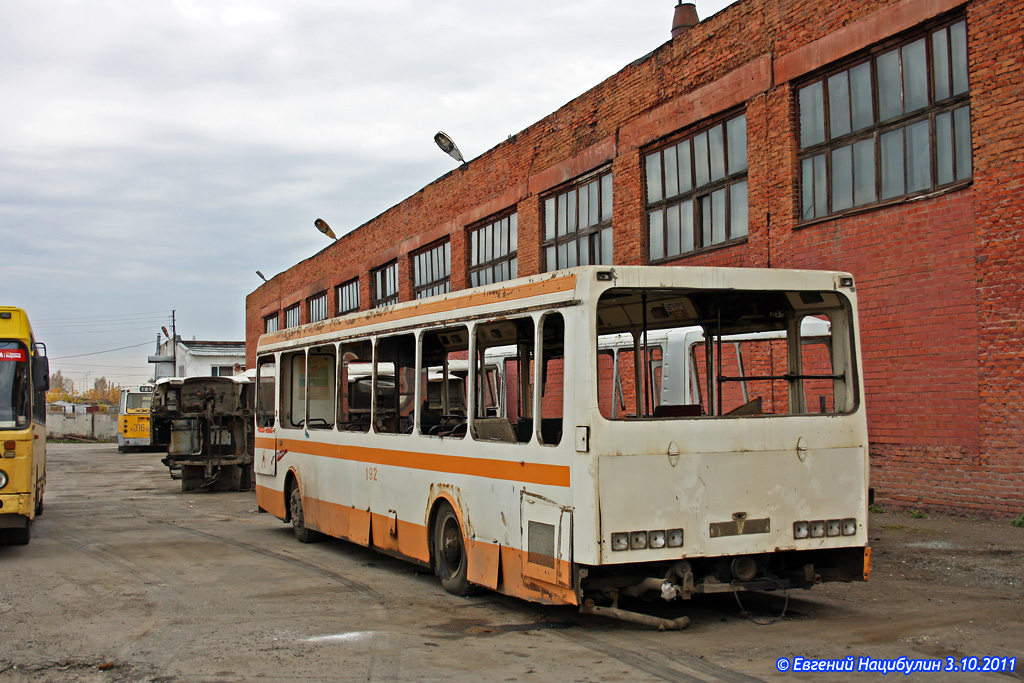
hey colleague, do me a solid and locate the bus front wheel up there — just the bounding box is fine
[6,521,30,546]
[433,502,471,596]
[289,483,322,543]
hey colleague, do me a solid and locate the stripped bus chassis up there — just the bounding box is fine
[151,376,255,492]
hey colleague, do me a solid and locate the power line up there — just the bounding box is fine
[42,326,164,336]
[33,310,171,324]
[51,341,154,360]
[53,371,154,379]
[55,362,152,369]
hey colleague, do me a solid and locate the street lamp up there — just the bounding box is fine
[314,218,337,240]
[434,131,465,164]
[256,270,268,282]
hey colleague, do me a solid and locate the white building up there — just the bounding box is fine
[148,337,246,381]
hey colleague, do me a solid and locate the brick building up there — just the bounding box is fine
[246,0,1024,516]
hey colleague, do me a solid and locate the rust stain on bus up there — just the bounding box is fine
[258,273,577,349]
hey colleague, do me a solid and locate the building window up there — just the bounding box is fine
[371,261,399,308]
[308,291,328,323]
[211,365,235,377]
[542,169,613,271]
[412,241,451,299]
[284,304,300,328]
[645,112,748,261]
[337,278,359,315]
[264,315,279,334]
[798,17,970,221]
[469,212,518,287]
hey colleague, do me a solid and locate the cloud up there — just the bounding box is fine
[1,0,736,385]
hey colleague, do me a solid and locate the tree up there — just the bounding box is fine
[49,370,73,392]
[47,370,79,404]
[46,374,121,407]
[83,377,120,406]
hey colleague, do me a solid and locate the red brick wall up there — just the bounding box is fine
[246,0,1024,516]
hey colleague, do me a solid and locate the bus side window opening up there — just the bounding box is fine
[538,312,564,446]
[419,326,469,438]
[374,334,415,435]
[256,356,276,428]
[337,339,373,432]
[473,317,533,444]
[306,345,336,430]
[279,350,306,429]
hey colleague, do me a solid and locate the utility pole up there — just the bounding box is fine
[171,310,177,377]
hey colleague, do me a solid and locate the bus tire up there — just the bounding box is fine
[289,483,323,543]
[7,522,30,546]
[433,502,472,596]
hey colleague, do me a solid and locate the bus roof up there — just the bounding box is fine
[257,265,854,355]
[0,306,35,345]
[155,374,252,387]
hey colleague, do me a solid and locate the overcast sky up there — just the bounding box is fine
[2,0,738,390]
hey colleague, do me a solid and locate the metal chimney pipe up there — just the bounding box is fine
[672,2,699,38]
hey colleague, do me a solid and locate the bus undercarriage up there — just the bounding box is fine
[151,376,255,493]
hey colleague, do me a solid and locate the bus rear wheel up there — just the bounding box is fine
[433,502,472,596]
[289,483,322,543]
[6,522,30,546]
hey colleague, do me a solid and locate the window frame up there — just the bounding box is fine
[336,278,360,315]
[796,14,971,224]
[264,314,279,334]
[371,261,399,309]
[541,167,613,272]
[468,211,518,287]
[283,304,301,329]
[644,109,749,262]
[411,240,451,300]
[307,291,328,324]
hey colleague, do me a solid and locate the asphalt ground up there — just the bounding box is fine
[1,443,1021,682]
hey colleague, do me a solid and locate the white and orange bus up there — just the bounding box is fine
[254,266,869,627]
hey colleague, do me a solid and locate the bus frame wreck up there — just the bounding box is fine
[151,375,255,492]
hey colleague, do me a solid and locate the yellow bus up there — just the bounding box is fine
[0,306,48,546]
[117,384,154,452]
[253,266,869,628]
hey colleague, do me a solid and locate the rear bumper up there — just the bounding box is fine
[0,493,33,524]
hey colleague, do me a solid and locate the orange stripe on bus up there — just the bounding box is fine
[258,273,577,348]
[255,436,570,487]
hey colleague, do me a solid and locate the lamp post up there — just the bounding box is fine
[434,131,465,164]
[314,218,337,239]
